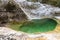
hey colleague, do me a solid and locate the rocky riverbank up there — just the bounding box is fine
[0,26,60,40]
[0,0,60,40]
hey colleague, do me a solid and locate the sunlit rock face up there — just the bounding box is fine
[14,0,60,20]
[0,0,60,21]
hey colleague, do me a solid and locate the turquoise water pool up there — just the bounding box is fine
[19,18,57,33]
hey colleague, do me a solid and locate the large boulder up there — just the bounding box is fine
[0,0,27,26]
[41,0,60,7]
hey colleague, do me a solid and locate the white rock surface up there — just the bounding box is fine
[0,0,60,20]
[0,27,60,40]
[14,0,60,20]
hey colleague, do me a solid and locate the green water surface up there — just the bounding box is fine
[19,18,57,33]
